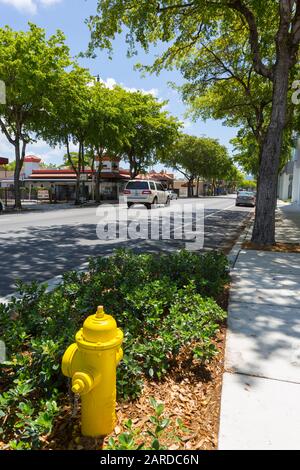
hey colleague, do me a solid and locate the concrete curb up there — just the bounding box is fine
[0,201,120,216]
[227,214,254,269]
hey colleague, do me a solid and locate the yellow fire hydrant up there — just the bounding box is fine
[62,305,123,437]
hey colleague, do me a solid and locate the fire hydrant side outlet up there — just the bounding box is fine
[61,305,123,437]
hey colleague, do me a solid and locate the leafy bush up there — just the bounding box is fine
[0,249,228,449]
[105,397,184,450]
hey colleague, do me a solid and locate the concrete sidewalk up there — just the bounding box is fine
[218,249,300,449]
[276,203,300,244]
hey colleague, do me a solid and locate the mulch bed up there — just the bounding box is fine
[1,286,229,451]
[242,241,300,253]
[45,323,226,451]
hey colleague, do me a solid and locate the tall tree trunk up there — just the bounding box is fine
[252,51,290,245]
[80,142,86,202]
[14,145,22,210]
[188,178,194,198]
[129,148,139,179]
[95,149,104,203]
[211,179,216,196]
[196,177,200,198]
[74,178,81,205]
[13,138,26,210]
[95,171,101,203]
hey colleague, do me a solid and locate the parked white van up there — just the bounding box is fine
[123,180,170,209]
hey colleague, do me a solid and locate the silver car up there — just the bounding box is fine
[168,191,178,200]
[236,191,256,207]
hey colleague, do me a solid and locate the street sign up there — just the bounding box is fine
[37,190,50,200]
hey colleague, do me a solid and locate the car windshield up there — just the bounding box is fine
[126,181,149,190]
[238,192,253,196]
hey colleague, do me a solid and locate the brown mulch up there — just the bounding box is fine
[45,323,227,451]
[243,241,300,253]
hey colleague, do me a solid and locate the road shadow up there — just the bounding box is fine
[0,208,250,297]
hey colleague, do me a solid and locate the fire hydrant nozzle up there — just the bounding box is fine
[62,305,123,437]
[96,305,105,318]
[72,379,84,394]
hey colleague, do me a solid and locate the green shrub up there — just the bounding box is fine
[0,249,228,449]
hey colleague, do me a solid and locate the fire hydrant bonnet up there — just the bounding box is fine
[76,305,123,351]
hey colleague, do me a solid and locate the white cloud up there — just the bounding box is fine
[0,131,16,160]
[182,120,192,130]
[0,132,68,166]
[0,0,62,14]
[0,0,37,14]
[100,77,158,97]
[39,0,60,5]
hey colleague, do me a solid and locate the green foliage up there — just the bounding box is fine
[106,88,181,178]
[0,23,72,207]
[239,179,257,191]
[105,397,182,450]
[160,133,235,194]
[0,249,227,449]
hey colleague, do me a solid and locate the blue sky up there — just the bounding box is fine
[0,0,239,168]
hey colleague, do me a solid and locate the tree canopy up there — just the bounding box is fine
[0,23,71,208]
[87,0,300,244]
[116,90,181,178]
[161,133,234,196]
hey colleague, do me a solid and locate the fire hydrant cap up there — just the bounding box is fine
[77,305,123,350]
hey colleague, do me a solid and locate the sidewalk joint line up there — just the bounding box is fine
[225,369,300,386]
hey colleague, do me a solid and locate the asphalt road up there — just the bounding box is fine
[0,196,253,297]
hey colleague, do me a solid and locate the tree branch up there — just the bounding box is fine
[290,0,300,65]
[0,118,15,146]
[157,2,195,13]
[65,137,78,175]
[228,0,274,81]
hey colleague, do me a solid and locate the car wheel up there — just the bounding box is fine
[165,197,170,206]
[0,202,3,212]
[127,202,134,209]
[152,197,158,209]
[145,203,152,210]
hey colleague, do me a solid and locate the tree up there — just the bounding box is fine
[40,162,60,169]
[116,90,180,178]
[175,25,273,177]
[38,66,93,204]
[240,179,257,191]
[88,0,300,245]
[161,133,232,197]
[88,83,128,203]
[3,161,16,171]
[0,23,71,209]
[161,134,204,197]
[225,166,246,192]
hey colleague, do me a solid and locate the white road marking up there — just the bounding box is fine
[204,203,236,219]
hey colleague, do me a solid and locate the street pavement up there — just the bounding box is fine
[219,222,300,449]
[0,196,252,297]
